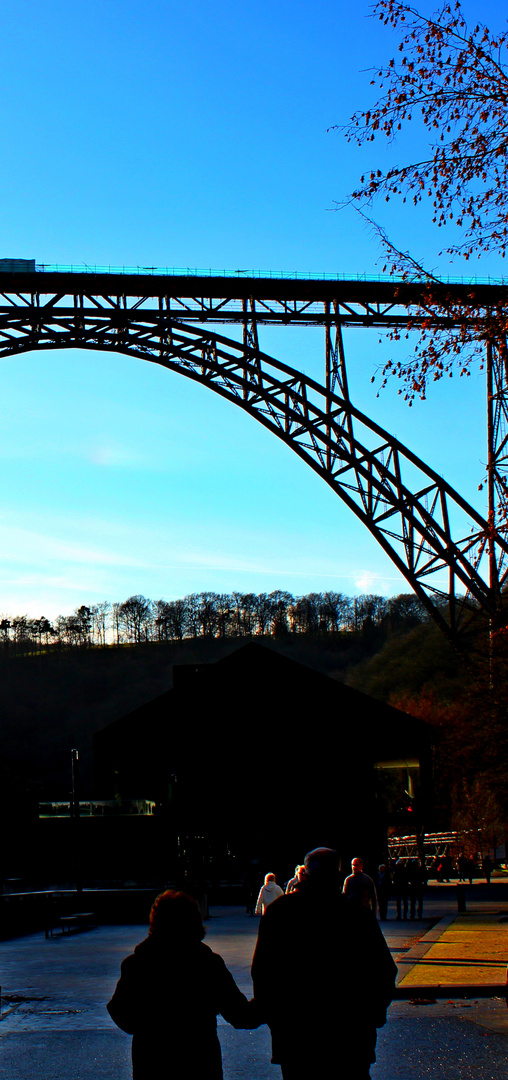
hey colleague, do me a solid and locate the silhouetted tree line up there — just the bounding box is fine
[0,590,429,654]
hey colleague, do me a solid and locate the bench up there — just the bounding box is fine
[53,912,97,935]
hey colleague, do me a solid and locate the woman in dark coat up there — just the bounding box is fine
[107,889,259,1079]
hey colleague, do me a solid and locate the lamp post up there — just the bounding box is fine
[70,749,83,896]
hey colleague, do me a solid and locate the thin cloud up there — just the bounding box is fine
[0,524,150,569]
[88,443,150,468]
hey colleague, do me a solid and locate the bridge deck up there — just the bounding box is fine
[0,271,506,328]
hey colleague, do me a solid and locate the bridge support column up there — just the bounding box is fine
[242,298,259,400]
[486,338,508,606]
[325,301,353,473]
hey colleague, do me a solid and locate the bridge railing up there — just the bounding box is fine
[26,263,508,286]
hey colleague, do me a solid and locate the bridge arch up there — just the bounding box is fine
[6,316,505,644]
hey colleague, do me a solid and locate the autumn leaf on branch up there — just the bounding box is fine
[331,0,508,402]
[357,209,507,400]
[331,2,508,551]
[341,0,508,263]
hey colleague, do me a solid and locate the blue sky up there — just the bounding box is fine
[0,0,504,619]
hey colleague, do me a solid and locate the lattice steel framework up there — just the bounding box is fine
[0,269,507,644]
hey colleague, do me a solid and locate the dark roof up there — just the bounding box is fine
[95,641,430,764]
[93,642,432,859]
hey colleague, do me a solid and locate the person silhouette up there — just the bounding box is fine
[107,889,260,1079]
[252,846,397,1080]
[376,863,392,920]
[255,872,284,914]
[343,856,378,914]
[285,864,307,893]
[393,857,409,920]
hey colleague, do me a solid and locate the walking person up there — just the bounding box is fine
[252,846,397,1080]
[376,863,392,920]
[408,858,425,919]
[107,889,260,1079]
[285,864,306,893]
[482,855,493,884]
[255,872,284,914]
[457,852,468,881]
[343,856,378,915]
[393,857,409,920]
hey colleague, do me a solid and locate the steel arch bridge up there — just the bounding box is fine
[1,266,508,645]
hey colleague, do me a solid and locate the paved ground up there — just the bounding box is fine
[0,889,507,1078]
[397,912,508,996]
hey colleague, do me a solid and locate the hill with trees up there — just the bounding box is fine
[0,588,430,808]
[0,583,504,863]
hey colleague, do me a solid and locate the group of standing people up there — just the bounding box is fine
[253,864,306,914]
[456,852,494,885]
[108,846,398,1080]
[254,853,426,923]
[341,855,425,921]
[391,858,426,920]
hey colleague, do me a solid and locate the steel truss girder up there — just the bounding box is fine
[0,308,504,644]
[0,269,507,329]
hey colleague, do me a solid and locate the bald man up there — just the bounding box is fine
[343,857,378,915]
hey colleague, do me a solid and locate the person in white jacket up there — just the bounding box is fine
[255,873,284,915]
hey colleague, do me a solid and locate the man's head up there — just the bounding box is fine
[352,857,363,874]
[303,847,339,884]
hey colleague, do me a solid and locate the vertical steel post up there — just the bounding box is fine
[325,301,350,473]
[335,301,350,401]
[486,339,498,687]
[486,341,500,610]
[324,302,332,471]
[71,748,83,896]
[242,297,259,399]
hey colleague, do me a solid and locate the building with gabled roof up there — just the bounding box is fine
[92,642,432,885]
